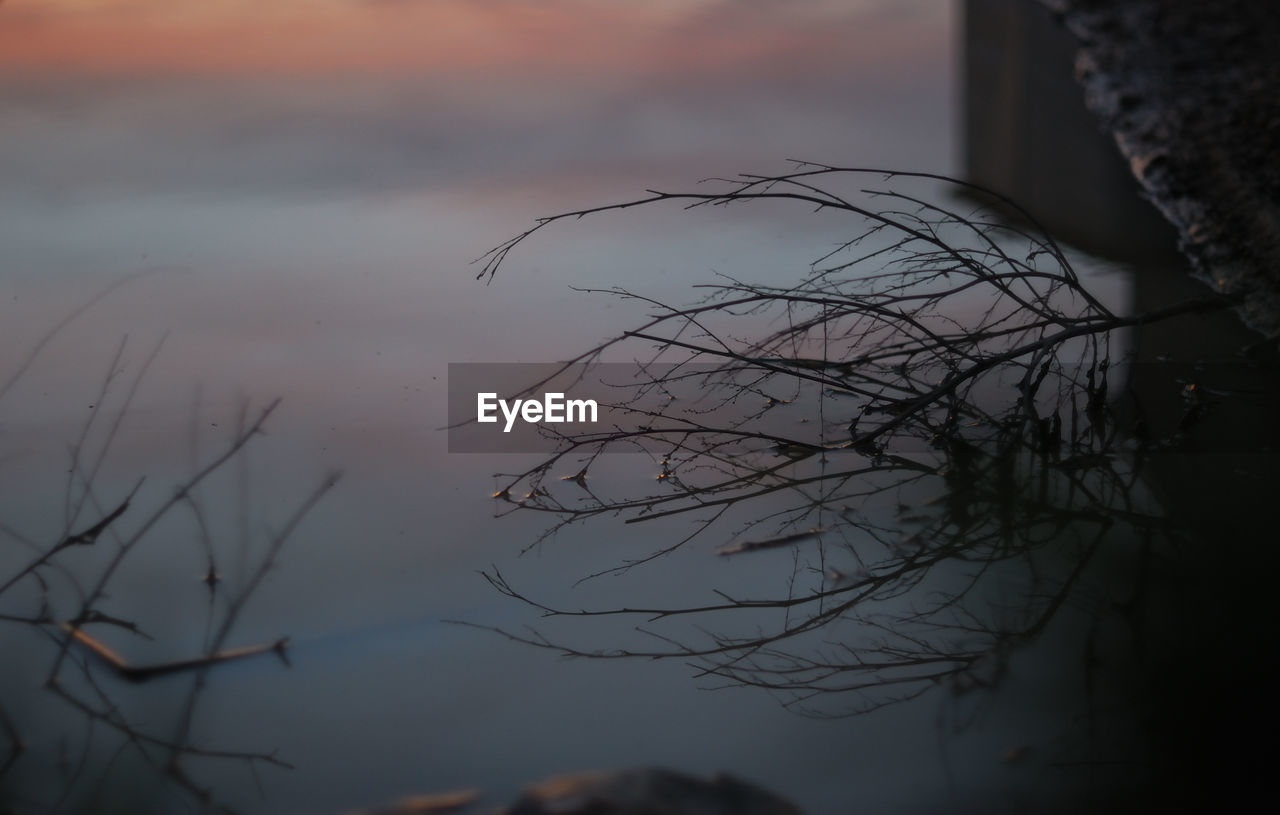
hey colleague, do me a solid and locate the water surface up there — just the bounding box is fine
[0,3,1165,813]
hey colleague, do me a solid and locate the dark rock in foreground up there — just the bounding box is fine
[505,768,803,815]
[350,767,804,815]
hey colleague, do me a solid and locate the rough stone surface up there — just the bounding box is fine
[503,768,804,815]
[1042,0,1280,337]
[349,768,805,815]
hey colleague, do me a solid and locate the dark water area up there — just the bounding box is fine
[3,2,1278,814]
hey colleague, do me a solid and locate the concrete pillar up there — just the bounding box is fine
[962,0,1178,262]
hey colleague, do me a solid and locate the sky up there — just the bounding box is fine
[0,0,955,420]
[0,0,950,207]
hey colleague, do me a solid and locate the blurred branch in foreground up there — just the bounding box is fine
[1,286,340,814]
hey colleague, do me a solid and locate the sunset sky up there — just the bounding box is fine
[0,0,953,431]
[1,1,921,77]
[0,0,949,208]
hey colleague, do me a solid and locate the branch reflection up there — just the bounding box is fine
[477,166,1221,718]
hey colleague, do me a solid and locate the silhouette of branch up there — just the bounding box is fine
[468,165,1215,715]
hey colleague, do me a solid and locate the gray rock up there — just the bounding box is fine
[502,767,804,815]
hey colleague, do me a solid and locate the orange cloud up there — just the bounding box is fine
[0,0,931,81]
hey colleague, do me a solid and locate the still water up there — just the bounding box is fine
[0,2,1211,813]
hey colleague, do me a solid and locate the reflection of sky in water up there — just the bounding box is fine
[0,2,1125,813]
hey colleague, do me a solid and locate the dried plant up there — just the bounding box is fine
[1,288,339,813]
[465,164,1227,716]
